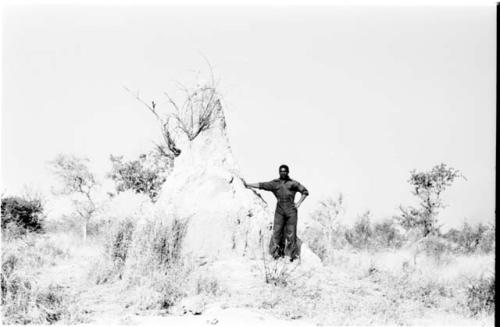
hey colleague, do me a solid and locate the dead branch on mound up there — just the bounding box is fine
[124,87,181,159]
[163,74,222,141]
[124,64,223,159]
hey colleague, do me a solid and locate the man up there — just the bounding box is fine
[243,165,309,261]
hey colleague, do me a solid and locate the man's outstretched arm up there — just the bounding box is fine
[241,178,258,188]
[242,178,275,191]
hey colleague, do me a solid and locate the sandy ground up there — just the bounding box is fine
[94,307,317,327]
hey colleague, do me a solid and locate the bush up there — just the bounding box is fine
[372,219,404,249]
[305,199,406,256]
[108,149,172,202]
[1,196,45,235]
[457,222,482,253]
[262,257,300,287]
[345,212,373,250]
[195,274,223,297]
[303,195,348,260]
[420,234,452,265]
[303,225,329,261]
[465,274,495,316]
[478,223,495,253]
[443,222,495,254]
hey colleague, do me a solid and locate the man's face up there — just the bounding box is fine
[279,168,289,180]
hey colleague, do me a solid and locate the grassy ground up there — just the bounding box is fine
[1,231,495,326]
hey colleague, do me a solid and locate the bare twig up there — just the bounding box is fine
[124,86,181,158]
[124,62,222,155]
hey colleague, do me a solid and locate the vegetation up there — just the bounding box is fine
[465,274,495,316]
[396,163,464,237]
[108,148,172,202]
[444,221,496,254]
[48,154,100,242]
[1,196,45,236]
[125,69,223,160]
[1,233,72,324]
[302,194,347,260]
[3,59,494,325]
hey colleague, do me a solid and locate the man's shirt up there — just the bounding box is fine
[258,178,309,203]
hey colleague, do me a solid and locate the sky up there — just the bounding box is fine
[1,5,496,229]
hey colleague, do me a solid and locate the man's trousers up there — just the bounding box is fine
[269,202,300,260]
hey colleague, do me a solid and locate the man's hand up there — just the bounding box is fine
[295,193,308,210]
[242,180,259,189]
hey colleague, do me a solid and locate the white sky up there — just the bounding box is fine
[1,5,496,229]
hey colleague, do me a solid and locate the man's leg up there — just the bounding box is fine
[269,208,285,259]
[284,208,299,261]
[277,235,285,258]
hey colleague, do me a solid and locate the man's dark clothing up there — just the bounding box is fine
[258,178,309,260]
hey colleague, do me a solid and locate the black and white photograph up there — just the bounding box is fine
[0,1,496,326]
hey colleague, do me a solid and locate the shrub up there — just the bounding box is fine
[443,222,495,254]
[263,257,298,287]
[478,223,495,253]
[108,149,171,202]
[345,211,373,250]
[465,274,495,316]
[195,275,223,297]
[457,222,482,253]
[303,195,347,260]
[420,234,452,265]
[372,219,404,249]
[1,196,45,235]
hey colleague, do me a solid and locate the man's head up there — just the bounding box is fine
[279,164,289,180]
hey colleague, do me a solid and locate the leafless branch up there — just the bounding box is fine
[124,86,181,158]
[125,62,222,155]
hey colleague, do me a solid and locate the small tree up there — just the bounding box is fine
[48,154,99,241]
[396,163,464,238]
[108,148,172,202]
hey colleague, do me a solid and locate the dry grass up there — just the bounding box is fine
[2,217,494,326]
[1,233,78,324]
[87,212,193,314]
[241,248,495,326]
